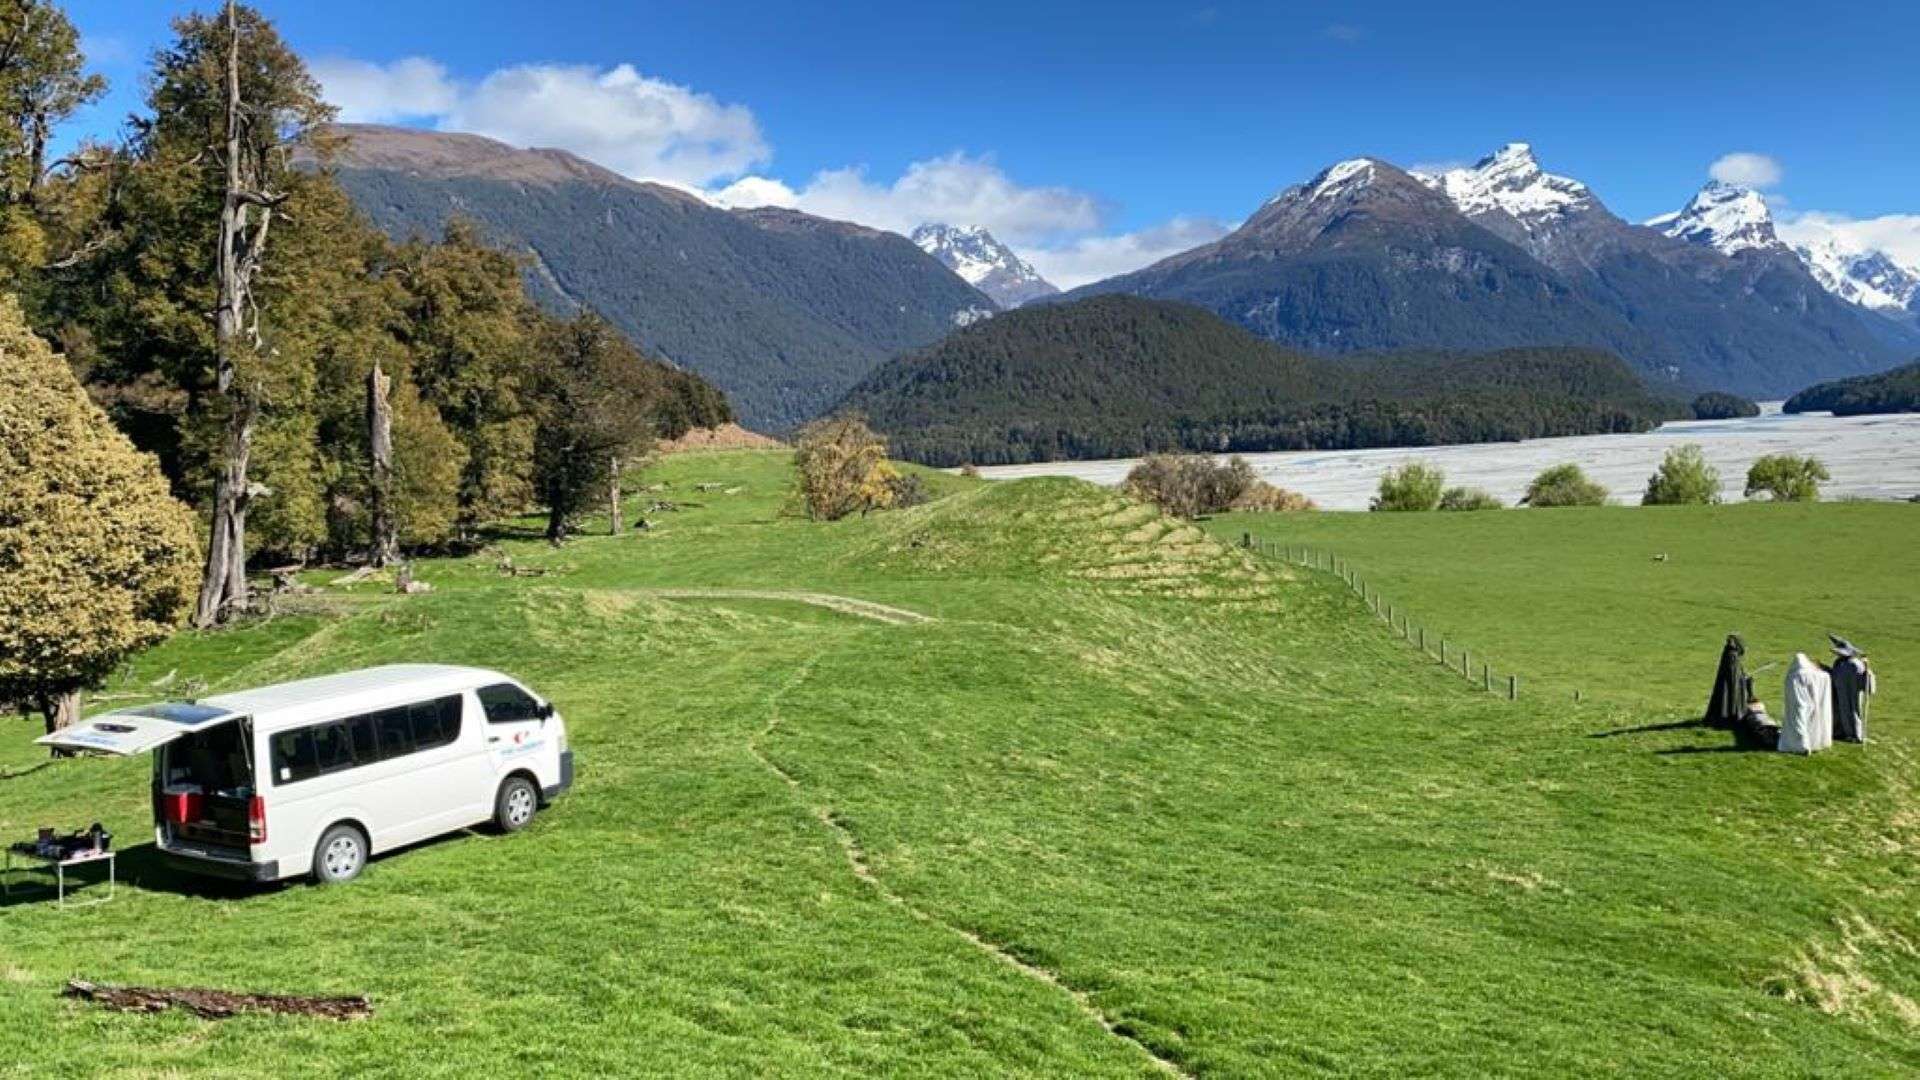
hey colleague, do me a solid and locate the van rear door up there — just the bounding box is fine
[35,702,238,756]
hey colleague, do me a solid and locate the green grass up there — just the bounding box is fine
[2,452,1915,1076]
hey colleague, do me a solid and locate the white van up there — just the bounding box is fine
[38,664,573,885]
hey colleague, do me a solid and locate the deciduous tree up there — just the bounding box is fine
[0,298,197,735]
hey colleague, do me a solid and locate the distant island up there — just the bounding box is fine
[1690,391,1761,420]
[1785,360,1920,416]
[837,295,1691,466]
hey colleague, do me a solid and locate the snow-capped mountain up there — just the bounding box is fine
[1413,143,1595,240]
[1648,181,1782,256]
[1652,182,1919,318]
[912,223,1058,308]
[1789,236,1919,315]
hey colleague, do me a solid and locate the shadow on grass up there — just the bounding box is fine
[1590,717,1705,739]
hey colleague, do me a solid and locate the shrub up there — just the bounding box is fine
[1229,480,1315,513]
[793,413,900,520]
[958,463,982,479]
[1744,454,1829,502]
[884,472,930,509]
[1122,454,1261,518]
[0,299,200,735]
[1642,444,1722,506]
[1371,463,1444,512]
[1523,464,1608,507]
[1439,486,1503,511]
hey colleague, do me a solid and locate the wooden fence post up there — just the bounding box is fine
[1508,675,1518,700]
[1482,664,1490,692]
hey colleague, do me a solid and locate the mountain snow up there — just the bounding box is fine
[912,223,1058,308]
[1790,235,1920,313]
[1653,181,1919,314]
[1650,181,1782,256]
[1412,143,1593,233]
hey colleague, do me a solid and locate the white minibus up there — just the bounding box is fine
[38,664,573,884]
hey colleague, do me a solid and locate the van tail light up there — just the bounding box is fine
[248,795,268,844]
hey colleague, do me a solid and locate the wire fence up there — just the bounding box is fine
[1241,533,1531,702]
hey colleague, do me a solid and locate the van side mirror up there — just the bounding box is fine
[536,702,555,722]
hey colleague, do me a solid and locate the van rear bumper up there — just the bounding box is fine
[544,750,574,801]
[160,840,280,882]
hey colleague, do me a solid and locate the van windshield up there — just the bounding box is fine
[159,718,254,798]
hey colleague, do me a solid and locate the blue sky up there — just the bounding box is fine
[68,0,1920,286]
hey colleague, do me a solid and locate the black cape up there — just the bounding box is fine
[1705,634,1748,729]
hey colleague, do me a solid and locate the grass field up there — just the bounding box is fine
[2,451,1916,1077]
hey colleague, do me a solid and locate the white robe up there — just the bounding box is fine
[1780,653,1833,755]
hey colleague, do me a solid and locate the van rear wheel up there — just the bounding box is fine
[495,776,538,833]
[313,823,367,885]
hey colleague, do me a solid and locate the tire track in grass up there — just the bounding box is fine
[746,646,1191,1078]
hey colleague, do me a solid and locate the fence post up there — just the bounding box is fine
[1461,649,1470,676]
[1508,675,1518,700]
[1482,664,1490,692]
[1418,627,1425,652]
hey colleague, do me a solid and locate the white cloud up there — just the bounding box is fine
[447,64,767,187]
[1709,152,1782,189]
[311,56,459,123]
[1777,211,1920,268]
[1022,216,1233,290]
[312,57,767,187]
[312,54,1223,288]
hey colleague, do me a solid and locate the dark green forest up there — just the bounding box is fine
[838,296,1689,466]
[1784,359,1920,416]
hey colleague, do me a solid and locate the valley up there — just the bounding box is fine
[975,405,1920,509]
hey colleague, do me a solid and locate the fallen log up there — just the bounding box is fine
[62,979,371,1020]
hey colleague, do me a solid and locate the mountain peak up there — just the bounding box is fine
[1654,181,1781,256]
[1413,142,1592,227]
[912,223,1056,308]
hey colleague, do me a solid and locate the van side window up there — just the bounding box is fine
[411,696,462,751]
[268,693,467,786]
[478,683,541,724]
[270,727,318,784]
[373,706,415,761]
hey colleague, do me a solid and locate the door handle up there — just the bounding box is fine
[488,737,503,744]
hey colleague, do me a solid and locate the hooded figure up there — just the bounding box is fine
[1780,653,1833,755]
[1704,634,1749,729]
[1828,637,1874,743]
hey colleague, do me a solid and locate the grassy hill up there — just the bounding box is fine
[2,452,1916,1075]
[838,295,1685,466]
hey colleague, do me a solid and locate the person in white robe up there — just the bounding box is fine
[1779,653,1834,755]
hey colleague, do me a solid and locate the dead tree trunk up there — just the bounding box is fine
[38,690,80,757]
[608,454,622,535]
[366,359,397,566]
[192,1,283,628]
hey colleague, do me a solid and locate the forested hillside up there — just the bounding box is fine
[1785,359,1920,415]
[324,125,995,430]
[838,296,1686,465]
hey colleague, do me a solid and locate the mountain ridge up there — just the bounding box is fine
[315,123,996,430]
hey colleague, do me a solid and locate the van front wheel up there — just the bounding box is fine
[313,823,367,885]
[495,776,538,833]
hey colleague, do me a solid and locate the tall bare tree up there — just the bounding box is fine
[366,358,398,565]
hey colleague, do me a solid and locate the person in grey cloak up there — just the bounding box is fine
[1827,635,1876,743]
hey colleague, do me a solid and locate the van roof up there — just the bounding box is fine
[198,664,512,732]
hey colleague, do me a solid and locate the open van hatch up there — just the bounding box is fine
[38,704,258,856]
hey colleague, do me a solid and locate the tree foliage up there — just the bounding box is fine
[838,297,1688,467]
[1371,463,1444,512]
[1523,464,1609,508]
[1783,359,1920,417]
[1120,454,1307,518]
[793,414,899,521]
[1744,454,1829,502]
[1690,391,1760,420]
[1642,444,1721,506]
[0,298,197,731]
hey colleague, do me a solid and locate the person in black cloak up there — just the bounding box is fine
[1828,634,1875,743]
[1705,633,1749,729]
